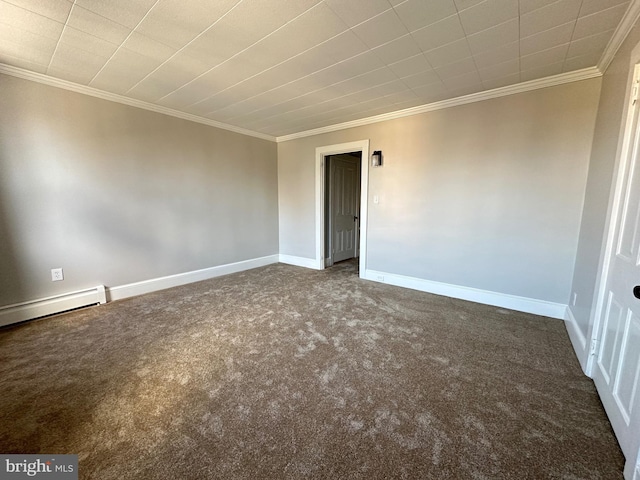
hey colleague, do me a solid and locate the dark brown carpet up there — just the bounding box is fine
[0,260,624,479]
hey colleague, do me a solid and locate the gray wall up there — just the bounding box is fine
[0,74,278,306]
[278,79,601,304]
[569,23,640,341]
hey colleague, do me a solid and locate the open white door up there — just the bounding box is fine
[592,65,640,480]
[330,156,360,264]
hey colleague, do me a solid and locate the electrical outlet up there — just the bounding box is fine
[51,268,64,282]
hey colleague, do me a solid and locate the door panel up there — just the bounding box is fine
[331,156,359,263]
[593,71,640,469]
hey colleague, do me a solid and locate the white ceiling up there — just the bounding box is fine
[0,0,635,139]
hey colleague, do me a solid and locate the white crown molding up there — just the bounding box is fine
[598,0,640,74]
[276,67,602,142]
[0,63,276,142]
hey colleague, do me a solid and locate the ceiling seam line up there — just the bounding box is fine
[45,0,77,74]
[153,1,330,104]
[88,0,163,85]
[121,0,245,95]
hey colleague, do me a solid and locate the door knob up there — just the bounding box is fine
[634,286,640,299]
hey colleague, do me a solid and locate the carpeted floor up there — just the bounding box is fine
[0,260,625,479]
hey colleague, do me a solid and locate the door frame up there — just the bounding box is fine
[325,154,361,268]
[587,59,640,480]
[587,60,640,378]
[315,140,370,277]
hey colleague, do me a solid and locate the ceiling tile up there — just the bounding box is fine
[247,3,351,68]
[520,43,568,70]
[519,0,558,15]
[74,0,157,29]
[121,32,176,63]
[2,0,72,23]
[352,8,409,49]
[48,42,108,83]
[477,58,519,80]
[388,53,432,78]
[394,0,458,31]
[394,0,457,32]
[442,69,482,90]
[324,0,392,27]
[401,68,441,88]
[90,48,164,94]
[458,0,518,35]
[424,38,472,68]
[519,21,574,56]
[411,14,465,51]
[467,18,518,54]
[567,29,614,59]
[435,57,477,79]
[520,61,563,81]
[371,34,422,65]
[520,0,581,37]
[563,51,601,70]
[0,1,64,40]
[0,51,47,72]
[472,41,519,68]
[573,3,628,40]
[128,52,212,101]
[482,72,520,89]
[67,5,131,45]
[58,26,119,59]
[453,0,485,10]
[134,0,240,49]
[411,84,450,103]
[580,0,629,17]
[0,23,56,65]
[179,22,256,72]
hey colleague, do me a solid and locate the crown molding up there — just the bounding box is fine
[276,67,603,143]
[0,63,276,142]
[598,0,640,74]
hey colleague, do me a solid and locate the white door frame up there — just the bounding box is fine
[315,140,370,277]
[587,60,640,378]
[586,59,640,480]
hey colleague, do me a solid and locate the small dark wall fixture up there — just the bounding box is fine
[371,150,383,167]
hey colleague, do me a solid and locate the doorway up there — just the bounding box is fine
[315,140,370,278]
[324,152,362,268]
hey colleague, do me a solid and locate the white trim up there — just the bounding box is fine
[276,67,601,142]
[0,63,275,142]
[565,307,590,374]
[362,269,567,320]
[0,286,106,327]
[598,0,640,73]
[278,254,322,270]
[108,255,279,301]
[316,140,370,278]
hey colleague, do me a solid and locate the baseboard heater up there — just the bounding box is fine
[0,286,107,328]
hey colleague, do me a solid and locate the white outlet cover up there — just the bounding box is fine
[51,268,64,281]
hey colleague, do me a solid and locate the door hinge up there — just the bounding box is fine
[632,80,639,105]
[589,338,600,356]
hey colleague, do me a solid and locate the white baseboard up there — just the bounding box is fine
[362,269,567,320]
[0,286,106,328]
[565,306,590,374]
[278,254,322,270]
[108,254,279,302]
